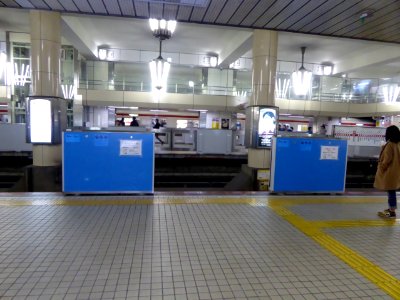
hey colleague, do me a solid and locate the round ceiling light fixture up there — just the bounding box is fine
[359,10,374,23]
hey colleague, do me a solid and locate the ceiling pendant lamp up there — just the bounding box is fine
[149,39,170,91]
[148,18,177,92]
[149,18,176,40]
[292,47,312,96]
[149,58,170,91]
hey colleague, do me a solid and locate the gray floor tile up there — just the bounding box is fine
[0,195,394,300]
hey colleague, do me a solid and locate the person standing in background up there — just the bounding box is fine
[319,124,327,135]
[375,125,400,218]
[153,119,164,145]
[153,118,161,129]
[130,117,139,127]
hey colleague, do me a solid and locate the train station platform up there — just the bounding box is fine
[0,192,398,299]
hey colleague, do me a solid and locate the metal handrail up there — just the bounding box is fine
[79,80,252,97]
[78,73,400,104]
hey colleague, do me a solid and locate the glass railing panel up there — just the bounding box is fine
[79,79,252,97]
[346,78,379,103]
[313,75,345,102]
[78,60,400,104]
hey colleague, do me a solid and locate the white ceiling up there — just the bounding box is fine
[277,32,375,65]
[0,8,30,33]
[1,7,400,79]
[63,14,253,56]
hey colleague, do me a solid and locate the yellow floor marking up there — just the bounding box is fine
[269,203,400,299]
[268,196,387,206]
[313,219,398,227]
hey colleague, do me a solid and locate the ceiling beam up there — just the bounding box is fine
[61,16,97,60]
[218,32,253,68]
[334,43,400,76]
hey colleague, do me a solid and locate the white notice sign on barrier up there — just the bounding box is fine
[120,140,142,156]
[320,146,339,160]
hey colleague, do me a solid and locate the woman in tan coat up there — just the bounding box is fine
[374,125,400,218]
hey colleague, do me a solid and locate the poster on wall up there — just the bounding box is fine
[221,118,229,129]
[257,107,277,147]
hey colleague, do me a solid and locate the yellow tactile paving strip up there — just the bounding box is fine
[268,197,400,300]
[0,194,399,298]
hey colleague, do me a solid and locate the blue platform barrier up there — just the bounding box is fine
[63,131,154,193]
[270,136,348,193]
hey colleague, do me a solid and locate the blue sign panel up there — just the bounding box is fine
[63,131,154,193]
[270,137,347,193]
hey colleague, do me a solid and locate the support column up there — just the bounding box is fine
[30,10,61,166]
[248,29,278,169]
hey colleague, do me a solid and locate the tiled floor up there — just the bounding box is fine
[0,193,398,299]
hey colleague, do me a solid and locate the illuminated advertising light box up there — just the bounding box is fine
[26,97,67,144]
[29,99,52,143]
[245,105,279,148]
[257,107,277,147]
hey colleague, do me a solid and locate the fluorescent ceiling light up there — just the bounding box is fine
[381,84,399,103]
[0,52,6,80]
[187,109,207,112]
[210,56,218,67]
[61,84,75,99]
[98,48,107,60]
[276,78,290,98]
[112,106,139,109]
[323,65,333,75]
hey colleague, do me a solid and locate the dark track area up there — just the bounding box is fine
[0,152,378,191]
